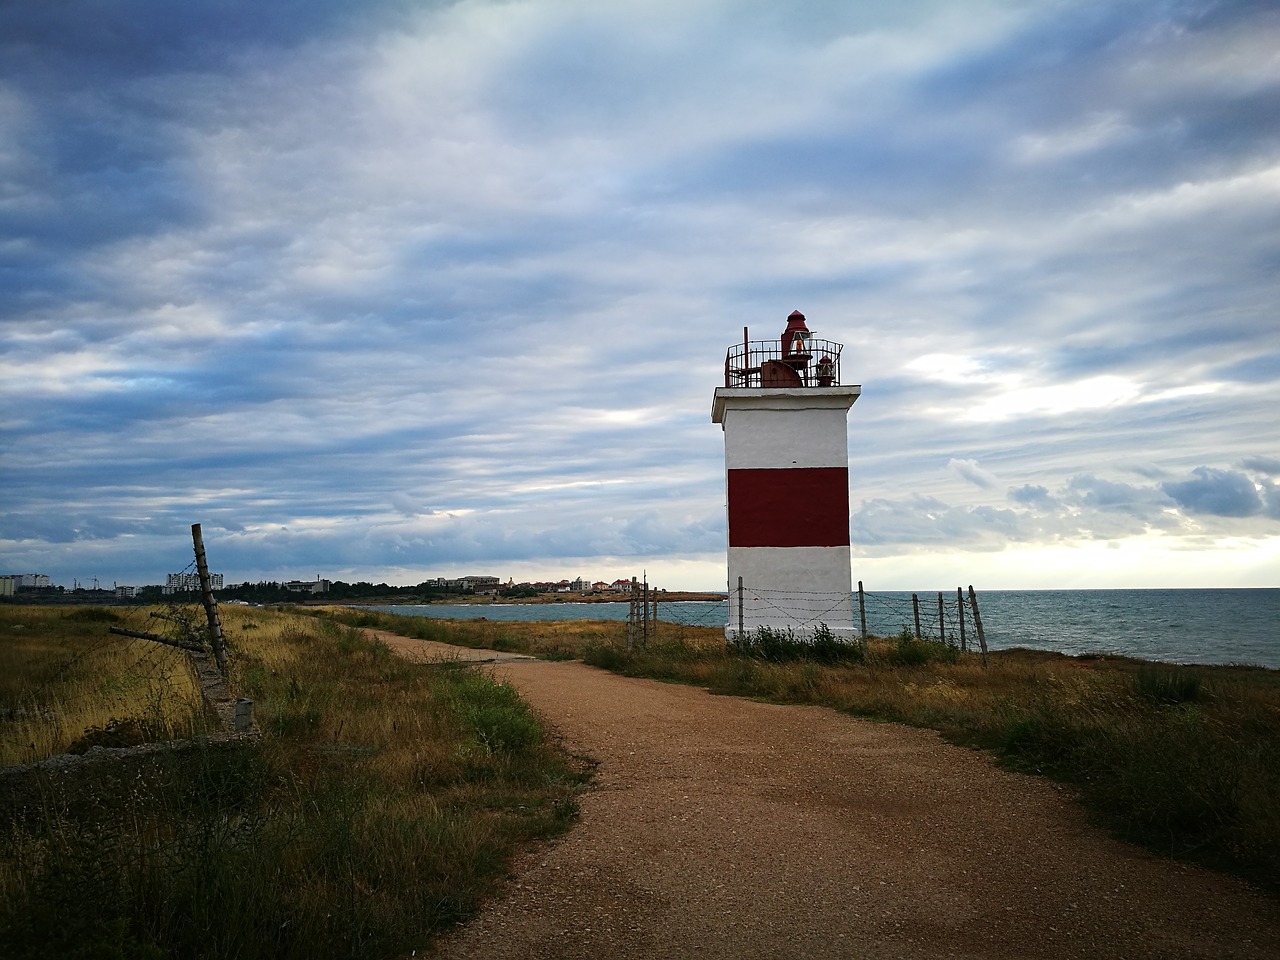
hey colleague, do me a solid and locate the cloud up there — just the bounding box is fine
[1013,112,1138,164]
[1261,481,1280,521]
[1161,467,1264,518]
[1242,456,1280,476]
[851,495,1027,551]
[948,458,999,489]
[1065,475,1168,515]
[389,492,425,517]
[2,1,1279,589]
[1008,484,1054,509]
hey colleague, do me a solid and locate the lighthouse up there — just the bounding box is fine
[712,311,861,640]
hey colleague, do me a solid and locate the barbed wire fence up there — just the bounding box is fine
[9,560,203,711]
[14,525,248,762]
[1,563,222,766]
[634,581,989,664]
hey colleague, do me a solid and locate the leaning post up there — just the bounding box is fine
[191,523,227,675]
[968,585,989,669]
[956,587,968,652]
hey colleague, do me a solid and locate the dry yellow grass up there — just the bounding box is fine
[0,605,209,765]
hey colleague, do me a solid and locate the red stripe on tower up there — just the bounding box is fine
[727,467,850,548]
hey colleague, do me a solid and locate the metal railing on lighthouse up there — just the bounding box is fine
[723,338,845,388]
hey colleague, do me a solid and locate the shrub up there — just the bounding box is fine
[582,642,629,672]
[66,716,165,753]
[886,628,958,667]
[809,623,865,665]
[451,672,543,753]
[729,624,865,665]
[61,606,122,623]
[1135,667,1202,706]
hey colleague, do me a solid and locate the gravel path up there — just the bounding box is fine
[378,635,1280,959]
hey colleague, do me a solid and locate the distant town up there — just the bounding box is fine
[0,572,706,604]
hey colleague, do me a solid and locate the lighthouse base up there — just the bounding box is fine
[725,546,859,641]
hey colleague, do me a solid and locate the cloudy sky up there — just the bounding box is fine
[3,0,1278,592]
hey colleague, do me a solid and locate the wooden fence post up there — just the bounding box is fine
[857,580,868,643]
[191,523,226,675]
[737,576,745,641]
[956,587,968,653]
[642,575,650,645]
[628,577,638,649]
[912,593,921,640]
[107,625,205,652]
[937,592,946,645]
[968,585,988,669]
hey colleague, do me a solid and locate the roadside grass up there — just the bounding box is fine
[338,611,1280,892]
[312,605,631,661]
[0,605,587,960]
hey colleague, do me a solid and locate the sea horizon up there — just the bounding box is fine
[370,586,1280,670]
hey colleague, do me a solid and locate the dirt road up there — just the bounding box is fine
[378,634,1280,959]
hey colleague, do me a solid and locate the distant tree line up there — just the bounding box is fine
[205,581,458,603]
[2,580,547,606]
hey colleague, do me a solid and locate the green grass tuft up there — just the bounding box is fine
[1135,666,1202,705]
[728,624,866,665]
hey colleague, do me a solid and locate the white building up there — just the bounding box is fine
[440,575,501,594]
[4,573,51,588]
[164,572,223,594]
[283,579,331,594]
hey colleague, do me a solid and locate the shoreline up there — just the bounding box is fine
[337,591,727,606]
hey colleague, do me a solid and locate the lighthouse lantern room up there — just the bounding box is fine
[712,311,861,640]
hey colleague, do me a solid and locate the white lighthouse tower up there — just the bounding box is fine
[711,311,861,640]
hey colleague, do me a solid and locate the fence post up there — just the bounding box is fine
[937,592,946,644]
[737,576,745,641]
[642,576,650,645]
[857,580,867,642]
[968,585,988,669]
[191,523,226,675]
[912,593,921,640]
[628,577,638,648]
[956,587,968,652]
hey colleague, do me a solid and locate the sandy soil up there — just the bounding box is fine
[374,633,1280,960]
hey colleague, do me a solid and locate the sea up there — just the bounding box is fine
[368,588,1279,670]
